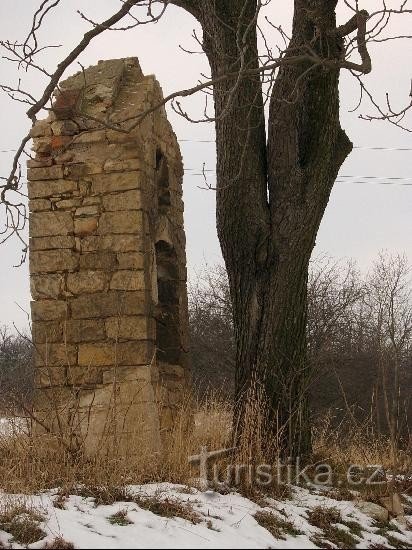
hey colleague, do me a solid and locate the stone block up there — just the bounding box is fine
[31,300,68,321]
[79,251,117,270]
[103,158,142,172]
[71,291,147,319]
[67,366,103,386]
[78,340,153,367]
[91,172,141,194]
[67,270,107,294]
[55,198,82,209]
[64,319,106,343]
[29,198,51,212]
[32,320,64,343]
[116,252,144,270]
[51,120,79,136]
[27,165,64,181]
[102,365,152,384]
[30,211,73,237]
[35,366,67,387]
[28,179,77,199]
[30,121,52,138]
[105,316,150,340]
[34,343,77,367]
[81,234,143,253]
[98,211,143,234]
[30,236,75,251]
[110,270,145,291]
[74,217,98,236]
[31,273,64,299]
[102,190,142,211]
[75,205,99,217]
[30,249,79,273]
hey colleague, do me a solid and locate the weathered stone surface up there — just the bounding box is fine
[91,172,141,194]
[67,270,107,294]
[28,179,77,199]
[64,319,106,343]
[104,159,142,172]
[75,205,99,217]
[105,316,150,340]
[31,300,68,321]
[102,190,142,211]
[30,120,52,138]
[30,212,73,237]
[51,120,79,136]
[30,236,75,250]
[116,252,144,270]
[98,211,143,234]
[71,291,147,319]
[31,273,64,299]
[81,234,143,253]
[67,366,103,386]
[55,198,82,209]
[30,249,78,273]
[110,270,145,291]
[27,165,64,181]
[78,341,153,367]
[35,367,67,387]
[79,251,117,270]
[74,217,98,236]
[34,343,77,367]
[32,320,64,343]
[29,198,51,212]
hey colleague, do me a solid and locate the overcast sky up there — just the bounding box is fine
[0,0,411,330]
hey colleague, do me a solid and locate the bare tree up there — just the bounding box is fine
[1,0,411,457]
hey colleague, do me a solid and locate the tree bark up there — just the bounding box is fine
[193,0,353,459]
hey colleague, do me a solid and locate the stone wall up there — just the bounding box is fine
[28,58,189,455]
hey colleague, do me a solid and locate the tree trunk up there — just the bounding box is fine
[197,0,353,459]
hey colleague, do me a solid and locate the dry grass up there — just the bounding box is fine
[0,499,46,545]
[254,510,302,540]
[0,390,410,504]
[42,537,75,549]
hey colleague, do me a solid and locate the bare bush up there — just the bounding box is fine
[0,326,33,413]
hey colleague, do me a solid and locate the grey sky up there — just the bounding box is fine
[0,0,411,330]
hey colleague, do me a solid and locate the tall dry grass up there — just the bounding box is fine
[0,388,410,496]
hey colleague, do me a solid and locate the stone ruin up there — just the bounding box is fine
[28,58,190,455]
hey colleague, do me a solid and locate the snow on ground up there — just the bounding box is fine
[0,483,411,549]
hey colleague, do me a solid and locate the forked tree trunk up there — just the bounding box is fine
[196,0,353,459]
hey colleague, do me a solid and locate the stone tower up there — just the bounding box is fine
[28,58,189,454]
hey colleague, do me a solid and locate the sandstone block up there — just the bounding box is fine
[102,190,142,211]
[74,217,98,236]
[31,273,64,299]
[30,211,73,237]
[67,270,107,294]
[102,365,152,384]
[79,251,117,270]
[64,319,106,343]
[105,316,150,340]
[110,270,145,291]
[67,366,103,386]
[55,198,82,209]
[103,158,142,172]
[28,179,77,199]
[116,252,144,270]
[35,366,67,387]
[71,291,147,319]
[91,172,141,194]
[27,165,64,181]
[30,121,52,138]
[30,236,75,251]
[30,249,78,273]
[78,340,153,367]
[29,198,51,212]
[31,300,68,321]
[98,211,143,234]
[81,234,143,253]
[32,320,64,343]
[34,343,77,367]
[51,120,79,136]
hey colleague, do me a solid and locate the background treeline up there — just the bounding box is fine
[189,253,412,439]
